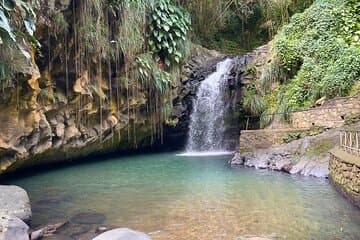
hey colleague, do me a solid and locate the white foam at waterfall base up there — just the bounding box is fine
[182,58,234,156]
[177,151,234,157]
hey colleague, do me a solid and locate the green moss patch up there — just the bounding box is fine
[306,138,336,157]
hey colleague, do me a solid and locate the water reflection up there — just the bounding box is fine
[6,153,360,240]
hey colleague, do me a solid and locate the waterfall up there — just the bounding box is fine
[184,58,234,155]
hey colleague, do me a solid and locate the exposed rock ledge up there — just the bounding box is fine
[229,127,344,178]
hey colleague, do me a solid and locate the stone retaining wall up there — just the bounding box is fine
[269,96,360,129]
[329,148,360,208]
[240,96,360,153]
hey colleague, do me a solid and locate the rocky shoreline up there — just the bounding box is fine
[0,185,152,240]
[229,127,343,178]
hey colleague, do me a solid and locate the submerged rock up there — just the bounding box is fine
[0,215,29,240]
[70,212,106,225]
[229,152,244,165]
[92,228,151,240]
[0,185,32,224]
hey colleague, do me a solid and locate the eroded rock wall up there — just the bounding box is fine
[0,0,272,175]
[0,42,222,175]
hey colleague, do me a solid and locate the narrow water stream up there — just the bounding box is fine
[6,153,360,240]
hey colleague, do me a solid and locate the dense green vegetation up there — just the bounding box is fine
[1,0,359,133]
[243,0,360,127]
[179,0,314,53]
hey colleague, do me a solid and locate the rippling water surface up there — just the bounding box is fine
[6,153,360,239]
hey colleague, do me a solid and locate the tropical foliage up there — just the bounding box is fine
[179,0,314,53]
[148,0,190,66]
[241,0,360,128]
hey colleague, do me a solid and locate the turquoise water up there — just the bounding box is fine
[5,153,360,239]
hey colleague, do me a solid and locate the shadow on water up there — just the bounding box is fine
[0,145,181,182]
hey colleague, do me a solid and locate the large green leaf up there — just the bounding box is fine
[0,8,15,41]
[163,24,170,32]
[24,14,35,36]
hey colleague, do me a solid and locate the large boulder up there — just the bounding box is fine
[0,215,29,240]
[92,228,151,240]
[0,186,31,224]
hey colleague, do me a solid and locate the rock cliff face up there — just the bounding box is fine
[0,0,272,175]
[0,42,272,175]
[0,42,221,176]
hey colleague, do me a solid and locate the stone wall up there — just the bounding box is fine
[329,148,360,208]
[268,96,360,129]
[239,128,310,152]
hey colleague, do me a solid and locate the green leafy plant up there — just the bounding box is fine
[345,114,360,125]
[148,0,190,67]
[243,82,266,115]
[135,53,172,94]
[282,132,301,143]
[259,0,360,125]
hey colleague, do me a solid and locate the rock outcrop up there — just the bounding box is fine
[0,43,222,176]
[230,126,343,178]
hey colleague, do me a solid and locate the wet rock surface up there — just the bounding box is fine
[168,44,271,150]
[92,228,152,240]
[230,127,341,178]
[0,216,29,240]
[0,185,32,224]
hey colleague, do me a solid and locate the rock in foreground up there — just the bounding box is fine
[0,215,29,240]
[0,185,32,223]
[92,228,151,240]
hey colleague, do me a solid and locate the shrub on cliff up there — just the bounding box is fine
[259,0,360,124]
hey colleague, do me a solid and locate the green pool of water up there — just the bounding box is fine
[5,153,360,239]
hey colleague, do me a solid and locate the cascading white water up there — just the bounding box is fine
[184,58,234,155]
